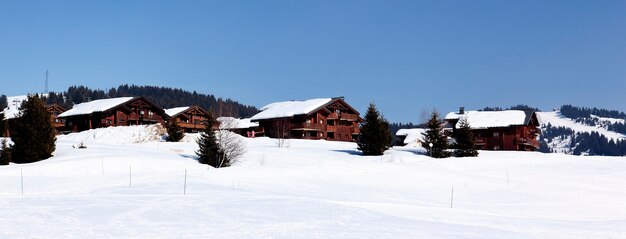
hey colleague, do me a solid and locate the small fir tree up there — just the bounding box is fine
[357,103,392,156]
[11,95,57,164]
[452,118,478,157]
[0,112,6,137]
[422,110,450,158]
[196,113,221,167]
[166,120,184,142]
[0,139,10,165]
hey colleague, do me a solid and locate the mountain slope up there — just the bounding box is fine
[537,110,626,155]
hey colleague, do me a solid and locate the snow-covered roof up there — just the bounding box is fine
[164,107,190,117]
[396,128,427,145]
[58,97,135,117]
[250,98,333,121]
[2,95,28,119]
[445,110,530,129]
[217,117,259,129]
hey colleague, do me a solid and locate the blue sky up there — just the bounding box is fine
[1,0,625,123]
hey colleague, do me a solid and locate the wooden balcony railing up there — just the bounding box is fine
[291,123,325,131]
[339,113,358,121]
[517,138,539,147]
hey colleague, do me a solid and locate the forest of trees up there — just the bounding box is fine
[480,104,540,112]
[43,85,258,118]
[560,105,626,120]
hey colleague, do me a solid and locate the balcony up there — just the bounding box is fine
[517,138,539,148]
[291,123,325,131]
[339,113,358,121]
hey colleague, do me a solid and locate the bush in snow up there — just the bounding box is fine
[11,95,57,164]
[166,120,184,142]
[357,103,392,156]
[0,139,10,165]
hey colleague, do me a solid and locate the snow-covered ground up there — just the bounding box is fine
[1,125,626,238]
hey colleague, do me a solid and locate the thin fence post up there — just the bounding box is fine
[450,186,454,208]
[184,169,187,195]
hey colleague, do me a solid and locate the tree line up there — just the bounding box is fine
[44,85,259,118]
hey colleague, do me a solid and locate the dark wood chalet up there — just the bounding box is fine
[250,97,362,142]
[445,108,540,151]
[165,106,214,133]
[1,104,67,137]
[45,104,67,134]
[59,97,170,132]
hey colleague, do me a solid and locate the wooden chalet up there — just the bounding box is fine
[1,101,66,137]
[58,97,170,132]
[165,106,214,133]
[45,104,66,134]
[445,108,540,151]
[250,97,362,142]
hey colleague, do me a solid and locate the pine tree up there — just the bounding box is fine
[0,112,6,137]
[357,103,392,156]
[422,110,450,158]
[0,139,10,165]
[11,95,57,164]
[196,113,221,167]
[452,118,478,157]
[166,119,184,142]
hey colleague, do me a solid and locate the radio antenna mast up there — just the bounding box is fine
[44,70,50,94]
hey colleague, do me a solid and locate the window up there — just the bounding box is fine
[306,119,311,124]
[148,111,154,116]
[140,110,145,115]
[493,132,500,137]
[494,145,500,150]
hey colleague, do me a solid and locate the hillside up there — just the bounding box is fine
[1,126,626,238]
[537,108,626,156]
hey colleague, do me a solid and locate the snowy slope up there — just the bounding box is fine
[1,126,626,238]
[2,95,28,119]
[537,111,626,141]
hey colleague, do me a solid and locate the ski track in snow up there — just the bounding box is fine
[0,125,625,238]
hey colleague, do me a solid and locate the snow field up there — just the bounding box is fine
[0,125,625,238]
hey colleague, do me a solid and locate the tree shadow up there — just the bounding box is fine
[331,149,363,156]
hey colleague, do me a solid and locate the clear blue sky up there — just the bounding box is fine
[2,0,625,123]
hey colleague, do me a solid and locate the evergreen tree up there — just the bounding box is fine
[0,139,10,165]
[422,110,450,158]
[0,95,7,109]
[196,114,221,167]
[11,95,57,164]
[357,103,392,156]
[166,120,184,142]
[452,118,478,157]
[0,112,6,137]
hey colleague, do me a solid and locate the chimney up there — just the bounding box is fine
[459,107,465,114]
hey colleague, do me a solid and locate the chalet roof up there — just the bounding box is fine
[164,106,190,117]
[58,97,135,117]
[250,98,333,121]
[217,117,259,129]
[445,110,536,129]
[396,128,427,145]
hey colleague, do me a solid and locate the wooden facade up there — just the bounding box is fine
[167,106,214,133]
[446,110,540,151]
[252,97,362,142]
[45,104,66,134]
[61,97,170,132]
[1,104,67,137]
